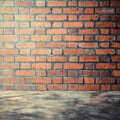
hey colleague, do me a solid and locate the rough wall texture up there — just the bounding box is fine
[0,0,120,91]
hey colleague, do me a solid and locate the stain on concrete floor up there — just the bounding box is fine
[0,92,119,120]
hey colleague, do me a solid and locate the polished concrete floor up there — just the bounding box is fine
[0,92,119,120]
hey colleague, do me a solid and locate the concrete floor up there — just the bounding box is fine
[0,92,119,120]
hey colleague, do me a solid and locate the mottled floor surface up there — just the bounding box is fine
[0,92,119,120]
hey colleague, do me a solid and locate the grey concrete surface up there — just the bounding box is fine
[0,92,119,120]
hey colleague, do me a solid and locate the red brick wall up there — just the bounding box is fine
[0,0,120,91]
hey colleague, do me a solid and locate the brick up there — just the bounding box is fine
[30,8,50,14]
[19,8,29,13]
[47,1,66,6]
[0,63,19,69]
[85,63,94,69]
[48,70,67,76]
[52,22,62,27]
[112,85,120,91]
[110,1,120,6]
[4,15,14,20]
[5,85,15,91]
[64,8,83,14]
[85,35,94,41]
[16,85,35,91]
[0,78,19,84]
[64,78,83,84]
[47,29,66,34]
[100,70,110,77]
[36,56,46,62]
[96,63,116,69]
[85,49,94,54]
[37,43,46,48]
[96,78,115,84]
[84,22,94,28]
[36,29,45,35]
[68,56,78,62]
[37,85,46,91]
[113,70,120,77]
[0,35,18,41]
[111,29,120,34]
[80,56,99,62]
[112,56,120,62]
[80,85,99,91]
[80,70,98,76]
[64,49,83,55]
[84,8,94,14]
[96,49,115,55]
[0,8,18,14]
[16,70,35,76]
[96,35,115,41]
[111,15,120,20]
[0,57,3,62]
[20,35,30,41]
[64,22,83,28]
[95,8,115,14]
[80,15,99,20]
[5,56,14,62]
[68,85,79,91]
[3,1,14,6]
[79,1,98,7]
[4,29,15,35]
[53,49,62,55]
[79,43,98,48]
[100,56,110,62]
[48,56,67,62]
[16,42,35,49]
[0,22,18,28]
[36,15,45,21]
[20,78,30,84]
[0,49,18,55]
[48,42,66,48]
[53,78,62,84]
[16,29,34,34]
[31,22,51,27]
[47,15,66,21]
[64,63,83,69]
[100,1,109,6]
[68,70,78,77]
[68,15,77,20]
[36,1,45,6]
[5,43,13,48]
[52,8,62,14]
[15,15,34,21]
[64,35,83,41]
[84,78,94,84]
[4,70,14,76]
[48,85,66,91]
[32,35,51,41]
[16,1,34,7]
[16,56,35,62]
[100,42,109,48]
[101,85,110,91]
[96,22,115,28]
[32,63,51,69]
[20,49,30,55]
[21,63,30,69]
[79,29,98,34]
[68,1,77,6]
[100,15,109,20]
[54,63,62,69]
[37,70,46,77]
[32,49,50,55]
[32,78,51,84]
[68,42,78,48]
